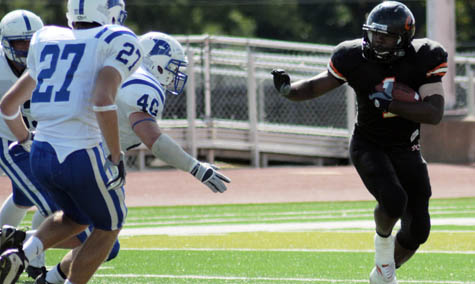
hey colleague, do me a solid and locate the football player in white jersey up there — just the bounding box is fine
[34,31,231,284]
[0,9,123,282]
[0,0,142,283]
[0,10,47,227]
[0,9,55,279]
[117,31,231,193]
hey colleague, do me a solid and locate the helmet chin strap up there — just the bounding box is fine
[5,55,26,77]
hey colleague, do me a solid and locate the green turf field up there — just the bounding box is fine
[17,197,475,283]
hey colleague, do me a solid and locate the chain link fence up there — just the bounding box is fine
[144,35,354,168]
[454,56,475,114]
[165,36,351,128]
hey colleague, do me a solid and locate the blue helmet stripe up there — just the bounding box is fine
[104,30,136,43]
[22,12,31,31]
[108,0,120,8]
[79,0,85,14]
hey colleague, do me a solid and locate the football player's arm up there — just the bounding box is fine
[288,71,342,101]
[130,111,230,193]
[388,82,445,124]
[273,70,342,101]
[92,67,123,163]
[99,31,143,163]
[0,71,35,142]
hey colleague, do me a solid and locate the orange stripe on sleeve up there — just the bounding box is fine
[329,60,346,81]
[426,62,448,77]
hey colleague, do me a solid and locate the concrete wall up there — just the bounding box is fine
[421,117,475,164]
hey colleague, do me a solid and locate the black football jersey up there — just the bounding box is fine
[328,38,448,147]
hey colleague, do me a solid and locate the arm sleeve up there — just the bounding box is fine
[423,46,448,84]
[151,133,198,172]
[327,42,353,83]
[327,39,377,84]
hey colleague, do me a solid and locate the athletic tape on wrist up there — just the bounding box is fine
[0,107,21,120]
[93,104,118,112]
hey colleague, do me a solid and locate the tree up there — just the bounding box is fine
[0,0,473,52]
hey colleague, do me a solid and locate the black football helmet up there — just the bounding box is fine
[362,1,415,63]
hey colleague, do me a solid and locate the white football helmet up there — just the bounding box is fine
[66,0,127,28]
[140,32,188,95]
[0,10,43,66]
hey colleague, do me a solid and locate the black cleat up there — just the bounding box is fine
[0,225,26,254]
[34,269,53,284]
[0,248,28,284]
[27,265,47,280]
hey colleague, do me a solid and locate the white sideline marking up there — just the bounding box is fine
[119,247,475,255]
[120,218,475,236]
[93,273,472,283]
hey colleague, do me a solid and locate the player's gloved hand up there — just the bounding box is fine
[104,152,126,190]
[369,91,392,112]
[271,69,291,96]
[191,162,231,193]
[8,132,34,153]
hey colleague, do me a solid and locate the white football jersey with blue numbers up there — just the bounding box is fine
[115,66,166,152]
[0,48,22,141]
[27,24,143,162]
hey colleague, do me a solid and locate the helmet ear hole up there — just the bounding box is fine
[157,66,164,74]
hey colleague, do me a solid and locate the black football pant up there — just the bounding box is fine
[350,133,432,250]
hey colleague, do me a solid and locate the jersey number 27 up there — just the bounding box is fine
[32,43,85,103]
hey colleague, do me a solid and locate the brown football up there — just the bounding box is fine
[375,82,420,102]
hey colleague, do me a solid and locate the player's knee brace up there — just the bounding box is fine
[105,239,120,262]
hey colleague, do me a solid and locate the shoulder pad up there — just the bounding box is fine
[118,73,166,118]
[328,39,363,82]
[34,26,73,42]
[412,39,448,78]
[94,25,138,44]
[97,25,143,83]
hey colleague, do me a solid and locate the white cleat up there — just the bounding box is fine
[370,264,397,284]
[370,234,398,283]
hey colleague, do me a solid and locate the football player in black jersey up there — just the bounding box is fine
[271,1,447,283]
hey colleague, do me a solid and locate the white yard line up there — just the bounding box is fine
[120,217,475,236]
[125,207,475,222]
[120,247,475,255]
[93,273,473,284]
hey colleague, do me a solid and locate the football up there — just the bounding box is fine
[375,82,420,102]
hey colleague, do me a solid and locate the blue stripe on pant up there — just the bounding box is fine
[0,137,57,216]
[30,141,127,230]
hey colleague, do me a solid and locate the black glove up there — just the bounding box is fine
[271,69,291,96]
[369,91,392,112]
[104,152,126,190]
